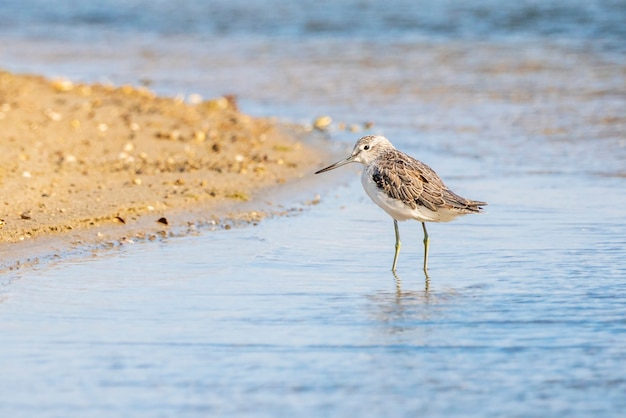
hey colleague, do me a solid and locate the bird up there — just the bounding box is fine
[315,135,486,275]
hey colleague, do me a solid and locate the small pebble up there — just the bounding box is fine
[194,131,206,142]
[51,79,74,92]
[313,115,333,131]
[44,108,62,121]
[188,93,203,105]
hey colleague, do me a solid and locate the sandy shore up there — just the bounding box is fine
[0,71,329,269]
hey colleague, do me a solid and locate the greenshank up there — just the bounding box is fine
[315,135,486,274]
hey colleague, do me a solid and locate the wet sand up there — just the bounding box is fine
[0,71,327,269]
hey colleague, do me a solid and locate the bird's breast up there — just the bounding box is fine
[360,168,454,222]
[361,169,420,221]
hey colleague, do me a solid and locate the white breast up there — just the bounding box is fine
[360,169,456,223]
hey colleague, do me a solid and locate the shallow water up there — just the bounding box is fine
[1,1,626,417]
[2,172,625,417]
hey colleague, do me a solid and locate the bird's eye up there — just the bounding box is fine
[363,145,370,150]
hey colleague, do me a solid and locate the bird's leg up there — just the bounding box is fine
[391,220,401,272]
[422,222,430,273]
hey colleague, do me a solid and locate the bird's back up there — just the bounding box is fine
[364,149,486,222]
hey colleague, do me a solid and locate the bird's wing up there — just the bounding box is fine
[371,150,486,212]
[370,151,447,212]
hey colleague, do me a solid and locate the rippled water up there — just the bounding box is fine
[1,1,625,417]
[2,172,625,417]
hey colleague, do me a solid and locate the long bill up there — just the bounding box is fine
[314,155,355,174]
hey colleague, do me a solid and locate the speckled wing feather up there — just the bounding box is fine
[370,149,485,213]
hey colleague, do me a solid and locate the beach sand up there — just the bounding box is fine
[0,71,327,268]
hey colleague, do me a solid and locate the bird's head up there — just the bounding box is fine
[315,135,394,174]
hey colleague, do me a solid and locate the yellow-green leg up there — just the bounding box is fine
[391,220,401,272]
[422,222,430,273]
